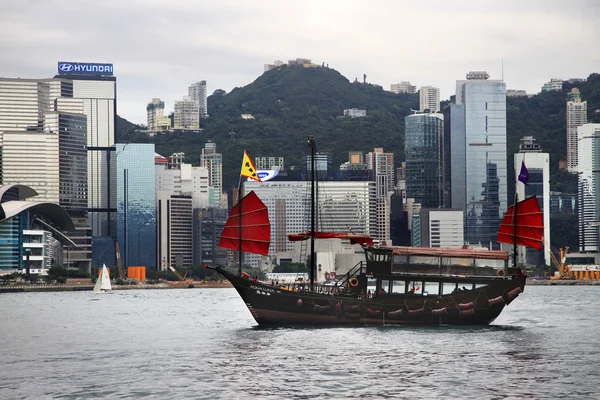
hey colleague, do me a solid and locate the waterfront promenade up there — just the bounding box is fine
[0,280,232,293]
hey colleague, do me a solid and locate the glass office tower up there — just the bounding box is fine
[451,72,507,249]
[116,143,156,269]
[405,113,444,207]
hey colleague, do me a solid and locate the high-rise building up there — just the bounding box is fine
[255,156,284,170]
[244,180,377,260]
[566,90,588,172]
[305,152,333,180]
[411,209,464,248]
[542,79,563,92]
[390,82,416,94]
[174,96,200,130]
[188,81,208,118]
[155,155,211,209]
[157,194,193,269]
[54,62,117,241]
[365,148,394,242]
[146,98,170,131]
[405,113,444,207]
[193,208,228,267]
[514,137,550,266]
[201,142,223,207]
[419,86,440,112]
[450,71,507,249]
[0,76,91,270]
[115,144,156,269]
[577,124,600,252]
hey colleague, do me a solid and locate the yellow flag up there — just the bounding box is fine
[240,151,261,182]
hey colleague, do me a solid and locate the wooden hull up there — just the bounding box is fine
[214,268,526,327]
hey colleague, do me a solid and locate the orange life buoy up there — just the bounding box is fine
[497,269,506,277]
[349,278,359,287]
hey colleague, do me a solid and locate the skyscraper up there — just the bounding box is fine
[0,77,91,270]
[188,80,208,118]
[365,148,394,241]
[419,86,440,112]
[116,143,156,269]
[55,62,117,240]
[514,137,550,266]
[450,71,507,249]
[566,89,587,172]
[577,124,600,252]
[405,113,444,207]
[201,141,223,207]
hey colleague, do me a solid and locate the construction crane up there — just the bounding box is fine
[162,257,193,285]
[115,241,125,279]
[550,246,570,279]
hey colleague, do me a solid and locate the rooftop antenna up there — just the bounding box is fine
[363,73,366,84]
[501,59,504,83]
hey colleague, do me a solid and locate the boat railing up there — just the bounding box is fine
[335,260,366,287]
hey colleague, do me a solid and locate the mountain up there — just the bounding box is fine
[117,68,600,195]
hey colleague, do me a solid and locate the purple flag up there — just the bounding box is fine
[518,160,529,185]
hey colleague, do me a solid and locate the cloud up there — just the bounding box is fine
[1,0,598,123]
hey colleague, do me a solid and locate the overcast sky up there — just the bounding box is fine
[1,0,598,124]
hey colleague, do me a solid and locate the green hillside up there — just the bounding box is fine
[118,67,600,195]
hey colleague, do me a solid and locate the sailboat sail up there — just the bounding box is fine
[100,265,112,291]
[288,232,374,246]
[218,191,271,255]
[497,196,543,250]
[93,271,102,292]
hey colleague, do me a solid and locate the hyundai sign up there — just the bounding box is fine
[247,170,279,182]
[57,61,114,76]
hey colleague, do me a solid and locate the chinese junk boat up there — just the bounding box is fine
[209,138,543,326]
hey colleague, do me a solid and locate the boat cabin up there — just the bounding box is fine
[357,246,510,298]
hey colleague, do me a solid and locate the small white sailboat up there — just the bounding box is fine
[93,264,113,293]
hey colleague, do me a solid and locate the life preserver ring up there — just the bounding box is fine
[497,269,506,277]
[349,278,359,287]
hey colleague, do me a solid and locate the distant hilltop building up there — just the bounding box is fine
[419,86,440,112]
[146,98,171,131]
[506,89,529,97]
[264,58,316,72]
[188,80,208,118]
[264,60,285,72]
[174,96,200,130]
[391,81,416,94]
[542,78,563,92]
[344,108,367,118]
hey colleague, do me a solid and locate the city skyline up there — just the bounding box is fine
[1,1,598,124]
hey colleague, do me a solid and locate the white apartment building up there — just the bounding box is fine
[567,98,588,171]
[365,148,394,242]
[264,60,285,72]
[542,79,563,92]
[419,86,440,112]
[577,124,600,252]
[174,96,200,130]
[343,108,367,118]
[390,81,416,94]
[156,193,193,269]
[146,98,170,131]
[188,81,208,118]
[255,156,284,170]
[155,161,211,209]
[244,180,378,258]
[201,142,223,207]
[412,210,464,248]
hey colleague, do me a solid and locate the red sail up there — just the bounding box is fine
[219,191,271,255]
[497,196,544,250]
[288,232,374,246]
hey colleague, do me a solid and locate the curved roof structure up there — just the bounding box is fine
[0,201,75,232]
[0,184,39,202]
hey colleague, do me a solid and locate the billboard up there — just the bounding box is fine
[247,170,279,182]
[57,61,114,76]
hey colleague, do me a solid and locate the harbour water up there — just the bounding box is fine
[1,286,599,399]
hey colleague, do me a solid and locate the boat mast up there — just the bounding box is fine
[238,170,244,276]
[513,192,518,270]
[309,136,316,292]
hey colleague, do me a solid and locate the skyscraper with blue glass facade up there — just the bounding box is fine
[405,113,444,208]
[116,143,156,269]
[450,71,507,249]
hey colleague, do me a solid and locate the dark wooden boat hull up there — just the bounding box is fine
[213,268,526,327]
